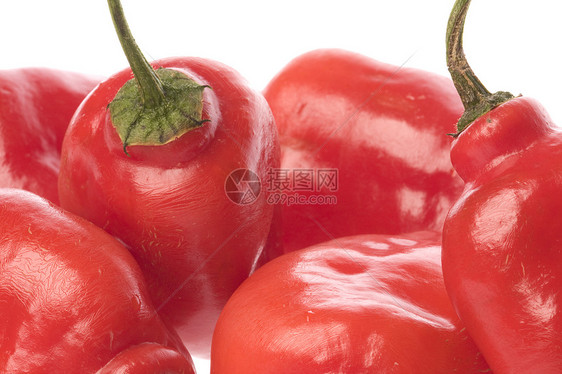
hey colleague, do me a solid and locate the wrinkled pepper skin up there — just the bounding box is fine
[58,56,279,356]
[0,68,100,204]
[0,189,195,374]
[263,49,465,253]
[211,231,490,373]
[442,96,562,373]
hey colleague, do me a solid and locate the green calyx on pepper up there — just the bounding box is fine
[446,0,514,136]
[107,0,209,154]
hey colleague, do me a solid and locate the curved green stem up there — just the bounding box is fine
[107,0,165,109]
[446,0,491,108]
[446,0,514,136]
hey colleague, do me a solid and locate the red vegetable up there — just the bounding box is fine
[58,0,279,356]
[263,48,464,253]
[97,343,195,374]
[0,189,195,374]
[0,68,99,204]
[211,231,490,373]
[442,1,562,372]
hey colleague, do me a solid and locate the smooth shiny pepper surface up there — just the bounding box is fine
[263,49,464,253]
[0,68,99,204]
[211,231,490,373]
[443,97,562,373]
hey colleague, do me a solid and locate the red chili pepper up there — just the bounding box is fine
[0,189,195,373]
[58,0,279,357]
[211,231,490,373]
[0,68,99,204]
[262,47,465,253]
[442,1,562,372]
[97,343,195,374]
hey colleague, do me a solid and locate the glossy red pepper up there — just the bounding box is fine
[97,343,195,374]
[0,68,99,204]
[58,0,279,357]
[0,189,195,374]
[211,231,490,373]
[263,48,465,253]
[442,1,562,372]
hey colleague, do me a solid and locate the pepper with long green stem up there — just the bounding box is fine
[442,0,562,372]
[58,0,280,358]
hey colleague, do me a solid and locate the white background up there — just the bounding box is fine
[1,1,561,372]
[1,1,561,125]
